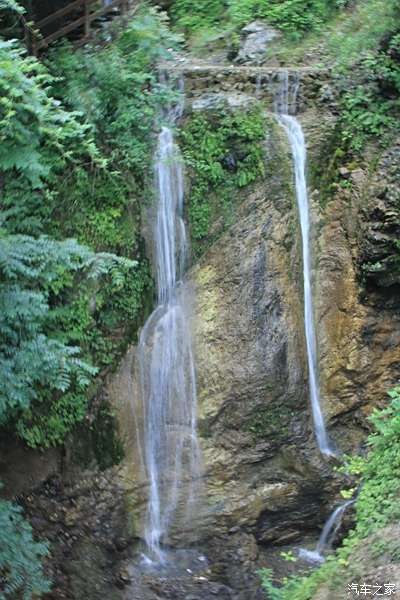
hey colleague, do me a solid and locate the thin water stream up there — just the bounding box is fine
[275,72,334,456]
[299,500,354,563]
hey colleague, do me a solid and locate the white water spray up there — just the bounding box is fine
[299,500,354,563]
[138,93,201,562]
[275,71,334,456]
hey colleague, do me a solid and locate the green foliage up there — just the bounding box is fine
[339,53,400,152]
[90,401,125,470]
[246,398,294,441]
[340,487,356,500]
[280,551,297,563]
[0,232,95,420]
[0,9,177,447]
[260,568,322,600]
[170,0,225,33]
[0,40,100,190]
[0,227,139,447]
[0,0,24,13]
[260,569,283,600]
[0,498,50,599]
[309,1,400,205]
[329,0,400,63]
[229,0,330,38]
[326,0,400,153]
[345,387,400,539]
[48,9,181,181]
[180,107,265,254]
[170,0,347,39]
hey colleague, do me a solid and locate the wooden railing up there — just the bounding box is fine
[25,0,136,55]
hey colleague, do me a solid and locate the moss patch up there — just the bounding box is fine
[245,390,295,442]
[179,106,267,257]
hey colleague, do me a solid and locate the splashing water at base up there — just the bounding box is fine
[274,72,334,457]
[137,111,201,563]
[299,500,354,563]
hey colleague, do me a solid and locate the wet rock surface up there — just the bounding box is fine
[120,535,268,600]
[21,470,131,599]
[190,117,344,546]
[305,123,400,441]
[19,468,282,599]
[0,433,60,499]
[166,63,330,113]
[122,554,237,600]
[360,137,400,294]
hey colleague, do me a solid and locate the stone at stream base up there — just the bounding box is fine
[236,21,282,64]
[19,467,273,599]
[121,533,265,600]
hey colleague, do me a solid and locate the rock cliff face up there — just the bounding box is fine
[192,116,334,547]
[105,72,400,567]
[312,135,400,445]
[22,469,131,600]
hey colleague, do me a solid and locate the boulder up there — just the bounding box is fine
[236,21,281,64]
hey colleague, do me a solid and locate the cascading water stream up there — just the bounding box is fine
[274,72,334,456]
[137,92,201,563]
[299,500,354,563]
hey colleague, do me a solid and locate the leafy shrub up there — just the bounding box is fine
[346,388,400,539]
[338,50,400,152]
[0,8,180,446]
[0,228,138,446]
[169,0,346,39]
[228,0,330,36]
[169,0,225,33]
[329,0,400,63]
[0,498,50,599]
[180,107,265,254]
[318,0,400,153]
[0,232,95,421]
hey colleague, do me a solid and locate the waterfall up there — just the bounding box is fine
[137,94,201,563]
[299,500,354,563]
[274,72,334,456]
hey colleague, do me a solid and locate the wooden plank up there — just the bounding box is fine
[73,3,138,49]
[34,0,136,52]
[36,14,87,48]
[37,0,87,29]
[84,0,90,36]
